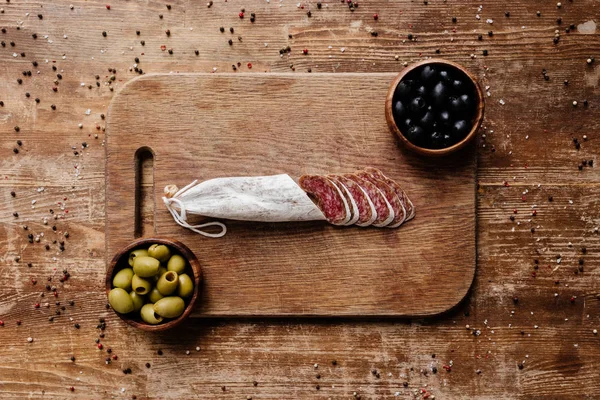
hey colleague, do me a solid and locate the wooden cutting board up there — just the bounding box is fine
[106,73,476,317]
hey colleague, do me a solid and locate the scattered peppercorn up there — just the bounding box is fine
[102,31,107,37]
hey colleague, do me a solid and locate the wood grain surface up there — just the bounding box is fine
[0,0,599,398]
[106,73,477,317]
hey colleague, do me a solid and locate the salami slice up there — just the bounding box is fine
[355,170,407,228]
[331,175,376,226]
[327,178,352,225]
[363,167,415,221]
[328,176,360,226]
[299,175,348,225]
[344,174,394,227]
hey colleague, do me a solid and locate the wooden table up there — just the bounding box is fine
[0,1,598,398]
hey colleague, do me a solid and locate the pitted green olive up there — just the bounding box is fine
[128,249,149,267]
[156,271,179,296]
[167,254,186,274]
[153,266,168,283]
[148,287,164,303]
[133,256,160,278]
[129,291,145,312]
[112,268,134,291]
[153,296,185,318]
[131,274,152,295]
[140,303,163,325]
[108,288,134,314]
[177,273,194,299]
[148,244,171,263]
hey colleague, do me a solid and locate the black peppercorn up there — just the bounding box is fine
[140,40,145,46]
[102,31,107,37]
[505,11,510,17]
[228,39,233,45]
[219,27,224,33]
[482,49,488,56]
[452,17,457,23]
[136,30,140,35]
[166,4,171,9]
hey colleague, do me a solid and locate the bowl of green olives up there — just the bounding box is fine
[385,58,485,157]
[106,238,201,331]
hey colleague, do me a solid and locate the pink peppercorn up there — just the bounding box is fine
[70,386,75,391]
[106,4,110,9]
[532,210,537,216]
[303,48,308,55]
[112,355,118,360]
[98,343,103,350]
[247,63,252,69]
[0,321,4,326]
[239,11,244,18]
[34,303,40,308]
[373,13,378,20]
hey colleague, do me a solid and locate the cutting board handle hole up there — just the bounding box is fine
[134,146,156,238]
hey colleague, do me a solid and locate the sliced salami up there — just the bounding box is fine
[344,174,394,227]
[299,175,349,225]
[363,167,415,221]
[328,176,360,226]
[355,170,407,228]
[327,178,353,225]
[332,175,376,226]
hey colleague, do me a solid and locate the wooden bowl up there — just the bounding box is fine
[385,58,485,157]
[106,237,201,332]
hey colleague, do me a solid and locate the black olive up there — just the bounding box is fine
[401,118,413,130]
[451,79,464,92]
[442,133,454,147]
[395,80,412,99]
[429,131,444,148]
[419,111,435,129]
[431,81,448,106]
[415,85,427,96]
[452,120,470,138]
[437,110,451,127]
[409,96,427,113]
[449,96,463,113]
[459,94,474,112]
[406,125,425,145]
[439,70,451,82]
[420,65,436,83]
[393,101,406,120]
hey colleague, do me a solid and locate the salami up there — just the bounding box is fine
[329,176,360,226]
[299,175,349,225]
[355,170,406,228]
[328,178,353,225]
[363,167,415,221]
[331,175,376,227]
[344,174,394,227]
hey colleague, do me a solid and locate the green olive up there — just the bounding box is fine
[129,291,145,312]
[153,296,185,318]
[153,266,168,283]
[148,244,171,263]
[112,268,134,291]
[128,249,149,267]
[167,254,186,274]
[108,288,134,314]
[140,303,163,325]
[177,273,194,299]
[133,256,160,278]
[131,274,152,295]
[156,271,179,296]
[148,287,164,303]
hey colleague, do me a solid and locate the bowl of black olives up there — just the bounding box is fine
[106,237,201,331]
[385,59,484,156]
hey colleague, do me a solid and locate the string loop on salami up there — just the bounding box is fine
[163,196,228,238]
